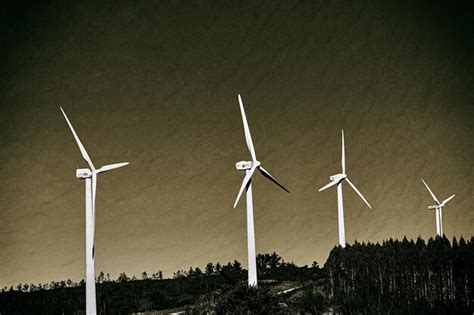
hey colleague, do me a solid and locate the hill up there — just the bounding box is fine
[1,236,473,314]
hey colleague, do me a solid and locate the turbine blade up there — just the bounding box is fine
[346,178,372,209]
[60,107,95,171]
[258,165,290,193]
[421,178,440,204]
[98,162,129,174]
[318,180,338,192]
[233,165,257,208]
[441,194,455,206]
[238,94,257,162]
[341,129,345,174]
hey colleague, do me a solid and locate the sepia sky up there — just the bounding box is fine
[1,1,473,288]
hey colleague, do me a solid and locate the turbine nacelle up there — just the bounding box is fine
[236,160,261,171]
[330,173,347,182]
[76,168,93,179]
[428,205,439,209]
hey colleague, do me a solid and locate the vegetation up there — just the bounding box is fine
[1,237,473,314]
[187,283,285,314]
[325,235,474,313]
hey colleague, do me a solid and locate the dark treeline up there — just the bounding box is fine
[325,236,474,313]
[1,237,473,314]
[0,253,319,314]
[0,264,231,314]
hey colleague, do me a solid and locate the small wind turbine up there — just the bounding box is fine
[233,94,289,287]
[319,130,372,248]
[421,178,455,237]
[61,107,128,315]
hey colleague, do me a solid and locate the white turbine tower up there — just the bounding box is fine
[421,178,455,237]
[319,130,372,248]
[61,107,128,315]
[233,94,290,287]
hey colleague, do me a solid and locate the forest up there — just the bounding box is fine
[1,236,473,314]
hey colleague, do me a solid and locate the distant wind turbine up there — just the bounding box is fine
[319,130,372,248]
[61,107,128,315]
[421,178,455,237]
[233,94,290,287]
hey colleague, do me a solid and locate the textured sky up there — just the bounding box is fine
[1,1,473,288]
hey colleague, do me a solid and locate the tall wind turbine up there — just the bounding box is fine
[61,107,128,315]
[233,94,289,287]
[319,130,372,248]
[421,178,455,237]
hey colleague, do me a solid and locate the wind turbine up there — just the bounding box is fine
[61,107,128,315]
[421,178,455,237]
[319,130,372,248]
[233,94,289,287]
